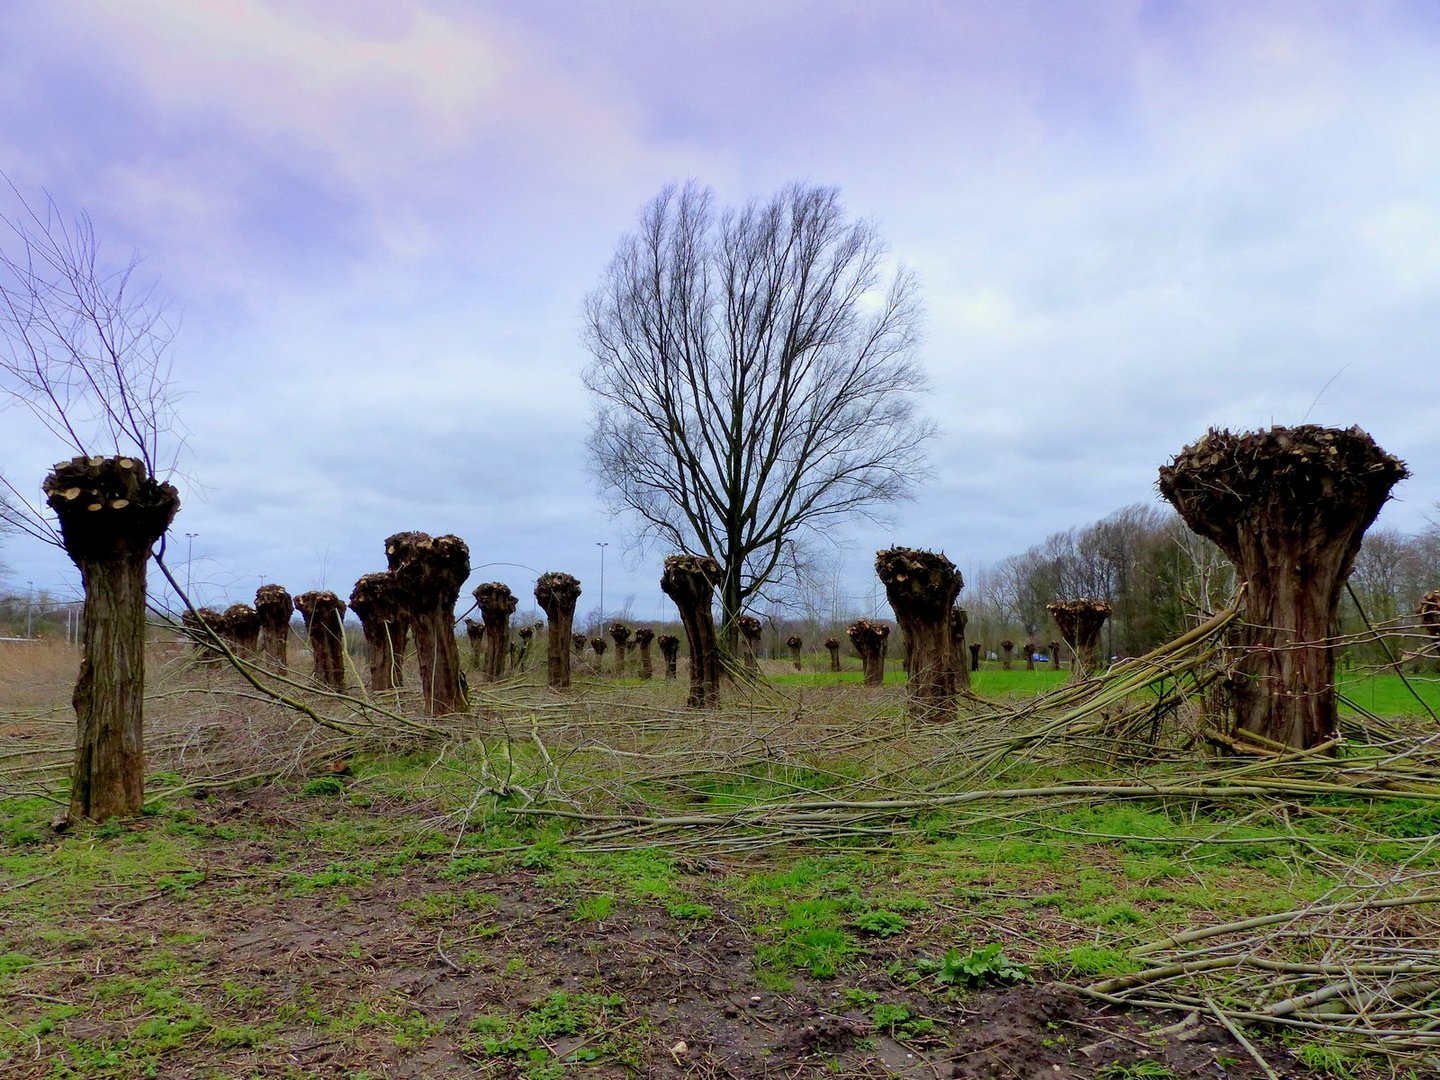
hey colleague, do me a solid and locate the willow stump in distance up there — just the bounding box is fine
[1159,425,1408,751]
[608,622,632,677]
[737,615,762,674]
[658,634,679,679]
[847,619,890,687]
[661,554,721,708]
[535,572,582,689]
[876,547,964,720]
[786,635,803,670]
[464,618,484,669]
[634,627,655,679]
[517,626,534,669]
[1024,641,1036,671]
[999,639,1014,671]
[182,608,225,666]
[254,585,294,671]
[1048,599,1111,684]
[951,608,970,691]
[590,637,607,665]
[387,533,470,715]
[294,591,347,691]
[824,638,841,672]
[969,642,981,671]
[472,581,517,684]
[45,455,180,824]
[1419,591,1440,638]
[1048,641,1061,671]
[350,572,408,693]
[220,604,260,657]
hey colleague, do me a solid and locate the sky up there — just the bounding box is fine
[2,0,1439,626]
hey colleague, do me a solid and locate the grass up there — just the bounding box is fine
[3,636,1439,1077]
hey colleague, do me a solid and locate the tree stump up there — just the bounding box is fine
[350,572,408,693]
[387,532,470,715]
[464,618,484,670]
[1419,590,1440,673]
[1160,425,1407,751]
[182,607,225,666]
[517,625,534,669]
[590,636,607,665]
[847,619,890,687]
[658,634,680,679]
[1047,600,1111,684]
[535,572,582,689]
[661,554,721,708]
[1024,641,1036,671]
[824,638,841,672]
[294,590,347,691]
[634,626,655,679]
[969,642,981,672]
[44,455,180,823]
[254,584,294,671]
[876,547,963,720]
[786,634,803,670]
[472,581,517,684]
[608,621,632,677]
[999,639,1014,671]
[950,608,970,691]
[220,604,260,657]
[1048,641,1061,671]
[737,614,762,674]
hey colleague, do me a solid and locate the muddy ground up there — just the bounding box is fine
[3,787,1324,1079]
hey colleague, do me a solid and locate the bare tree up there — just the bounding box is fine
[1,185,182,824]
[582,181,934,640]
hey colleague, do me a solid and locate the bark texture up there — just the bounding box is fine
[45,455,180,824]
[1048,599,1111,684]
[472,581,518,684]
[254,585,294,671]
[824,638,841,672]
[1159,425,1408,750]
[350,572,408,693]
[220,604,260,656]
[876,547,964,720]
[661,554,721,708]
[847,619,890,687]
[387,532,470,715]
[182,607,225,665]
[294,591,347,691]
[535,572,582,689]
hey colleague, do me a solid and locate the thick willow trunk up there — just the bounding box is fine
[737,615,762,674]
[847,619,889,687]
[535,572,582,689]
[658,634,679,679]
[1159,425,1407,751]
[45,456,180,825]
[295,591,347,690]
[608,622,631,677]
[969,642,981,672]
[634,627,655,679]
[350,572,407,694]
[661,555,720,708]
[254,585,294,671]
[1048,600,1111,683]
[388,533,469,715]
[999,639,1014,671]
[876,548,964,720]
[824,638,841,672]
[786,635,803,670]
[1048,641,1061,671]
[950,608,970,691]
[473,581,517,684]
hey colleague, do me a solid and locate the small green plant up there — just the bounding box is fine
[869,1002,935,1040]
[852,909,907,937]
[1096,1062,1177,1080]
[666,900,713,920]
[573,892,615,922]
[299,775,346,797]
[916,943,1030,988]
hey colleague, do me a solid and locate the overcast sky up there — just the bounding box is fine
[2,0,1438,625]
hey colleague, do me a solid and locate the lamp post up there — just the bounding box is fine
[25,581,33,638]
[596,541,608,623]
[184,532,198,599]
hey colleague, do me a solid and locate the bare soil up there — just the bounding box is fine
[2,786,1323,1080]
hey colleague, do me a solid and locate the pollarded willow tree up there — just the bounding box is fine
[349,571,407,694]
[387,532,470,715]
[2,188,184,824]
[736,614,763,673]
[472,581,517,684]
[582,181,935,644]
[254,584,294,671]
[661,554,721,708]
[1048,599,1111,683]
[294,591,347,691]
[847,619,889,687]
[534,572,582,689]
[877,547,963,719]
[1158,425,1408,750]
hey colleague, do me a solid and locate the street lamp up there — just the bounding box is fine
[184,532,198,598]
[596,541,609,622]
[25,581,33,638]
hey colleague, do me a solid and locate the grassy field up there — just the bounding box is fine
[3,640,1440,1078]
